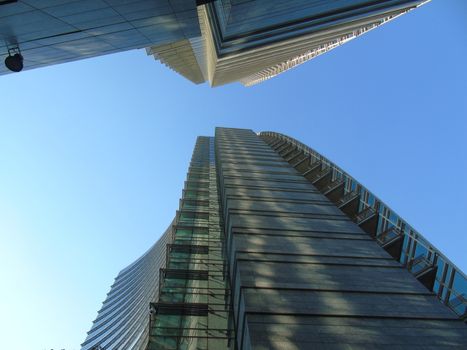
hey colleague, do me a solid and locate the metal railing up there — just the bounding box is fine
[260,131,466,319]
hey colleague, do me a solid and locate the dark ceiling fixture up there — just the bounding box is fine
[4,47,23,72]
[0,1,19,6]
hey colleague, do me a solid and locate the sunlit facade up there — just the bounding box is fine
[81,224,173,350]
[82,127,466,350]
[1,0,429,86]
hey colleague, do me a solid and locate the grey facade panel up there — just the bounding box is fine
[215,127,467,349]
[224,187,327,202]
[248,315,466,349]
[226,199,345,216]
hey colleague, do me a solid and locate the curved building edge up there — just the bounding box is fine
[80,221,175,350]
[259,131,466,320]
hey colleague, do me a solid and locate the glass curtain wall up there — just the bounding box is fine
[148,137,235,349]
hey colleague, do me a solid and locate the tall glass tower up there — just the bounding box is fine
[82,128,466,350]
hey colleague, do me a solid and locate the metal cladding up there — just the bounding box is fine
[0,0,200,76]
[1,1,429,86]
[149,0,431,87]
[82,128,466,349]
[81,224,173,350]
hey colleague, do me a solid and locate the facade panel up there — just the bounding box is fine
[216,127,466,349]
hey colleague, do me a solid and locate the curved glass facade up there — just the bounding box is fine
[81,223,174,350]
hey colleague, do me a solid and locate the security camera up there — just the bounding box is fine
[5,51,23,72]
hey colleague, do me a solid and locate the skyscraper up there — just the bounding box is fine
[82,128,466,350]
[1,0,429,86]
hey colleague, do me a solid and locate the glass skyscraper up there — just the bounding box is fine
[1,0,429,86]
[82,128,466,350]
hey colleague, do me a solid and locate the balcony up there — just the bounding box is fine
[291,154,310,169]
[281,147,299,160]
[276,142,292,153]
[177,211,209,227]
[448,293,467,321]
[285,150,304,163]
[353,206,379,236]
[181,199,210,210]
[269,138,285,149]
[168,244,209,255]
[302,161,322,179]
[321,178,345,202]
[183,189,210,200]
[161,269,208,281]
[310,168,332,189]
[151,302,209,316]
[377,226,404,261]
[270,138,287,149]
[336,190,360,217]
[409,255,438,291]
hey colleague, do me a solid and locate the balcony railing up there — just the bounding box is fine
[260,131,467,319]
[336,190,360,208]
[321,178,344,194]
[354,206,376,225]
[377,226,402,245]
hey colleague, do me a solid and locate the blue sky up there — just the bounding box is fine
[0,1,466,349]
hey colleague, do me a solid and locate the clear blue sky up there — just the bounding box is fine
[0,1,466,349]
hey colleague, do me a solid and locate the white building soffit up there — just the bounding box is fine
[240,10,407,86]
[240,1,431,86]
[147,39,205,84]
[198,0,429,87]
